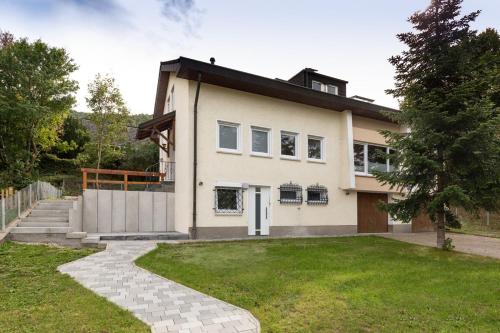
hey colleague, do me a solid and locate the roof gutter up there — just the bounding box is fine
[191,72,202,239]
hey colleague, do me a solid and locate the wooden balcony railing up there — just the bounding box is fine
[81,168,165,191]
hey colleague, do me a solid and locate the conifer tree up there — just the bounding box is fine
[377,0,500,248]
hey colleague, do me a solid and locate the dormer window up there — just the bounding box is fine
[312,80,322,91]
[327,85,338,95]
[311,81,338,95]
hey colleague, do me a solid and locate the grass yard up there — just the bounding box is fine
[0,242,149,333]
[137,236,500,333]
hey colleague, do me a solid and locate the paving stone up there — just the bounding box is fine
[58,241,260,333]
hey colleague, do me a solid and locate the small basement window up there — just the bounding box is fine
[214,187,243,215]
[306,185,328,205]
[279,183,302,204]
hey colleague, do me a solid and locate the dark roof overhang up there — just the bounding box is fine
[152,57,399,122]
[136,111,175,140]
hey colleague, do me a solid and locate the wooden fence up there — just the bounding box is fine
[81,168,165,191]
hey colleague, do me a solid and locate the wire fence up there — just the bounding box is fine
[0,181,62,231]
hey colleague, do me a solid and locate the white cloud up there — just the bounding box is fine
[0,0,202,114]
[3,0,497,115]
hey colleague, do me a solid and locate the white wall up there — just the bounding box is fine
[81,189,174,233]
[192,83,357,229]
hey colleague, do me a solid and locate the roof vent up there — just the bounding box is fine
[210,57,215,65]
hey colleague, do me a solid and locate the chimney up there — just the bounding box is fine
[210,57,215,65]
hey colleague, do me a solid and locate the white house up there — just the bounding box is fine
[137,57,426,239]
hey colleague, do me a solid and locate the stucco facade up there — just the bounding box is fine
[158,73,409,238]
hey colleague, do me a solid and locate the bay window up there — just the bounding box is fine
[354,142,395,175]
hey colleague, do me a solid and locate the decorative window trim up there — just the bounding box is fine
[250,126,272,157]
[280,131,300,160]
[306,184,328,205]
[307,135,325,162]
[214,186,243,215]
[354,141,394,176]
[278,182,303,204]
[216,120,241,154]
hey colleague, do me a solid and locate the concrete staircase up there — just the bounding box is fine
[9,198,187,248]
[9,199,86,247]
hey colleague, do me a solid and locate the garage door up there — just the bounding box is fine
[357,193,388,233]
[412,210,435,232]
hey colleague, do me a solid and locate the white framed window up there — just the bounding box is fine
[354,143,365,173]
[311,81,339,95]
[388,148,396,172]
[214,187,243,215]
[307,135,325,161]
[354,142,395,175]
[280,131,299,159]
[326,84,338,95]
[250,126,271,157]
[217,121,241,153]
[312,80,322,91]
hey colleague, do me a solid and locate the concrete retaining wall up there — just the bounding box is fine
[80,190,174,233]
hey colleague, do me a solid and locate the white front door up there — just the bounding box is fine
[248,186,271,236]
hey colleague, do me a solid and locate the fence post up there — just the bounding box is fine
[124,173,128,191]
[1,198,5,231]
[82,170,87,191]
[29,184,32,207]
[17,191,21,217]
[486,211,490,226]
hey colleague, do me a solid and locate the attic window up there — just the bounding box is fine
[306,185,328,205]
[312,81,338,95]
[312,81,322,91]
[279,183,302,204]
[326,85,338,95]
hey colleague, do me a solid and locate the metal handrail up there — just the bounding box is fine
[0,181,62,231]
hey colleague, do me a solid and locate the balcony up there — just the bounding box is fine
[81,163,175,192]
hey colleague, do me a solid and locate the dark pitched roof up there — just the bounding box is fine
[152,57,398,122]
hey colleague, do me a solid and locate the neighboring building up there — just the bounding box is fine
[137,57,413,239]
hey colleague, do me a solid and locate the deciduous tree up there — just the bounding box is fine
[0,31,78,187]
[80,74,129,183]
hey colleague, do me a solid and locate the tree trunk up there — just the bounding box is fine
[96,139,102,190]
[436,209,446,248]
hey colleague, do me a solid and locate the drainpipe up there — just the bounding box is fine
[192,72,202,239]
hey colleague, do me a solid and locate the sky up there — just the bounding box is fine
[1,0,499,114]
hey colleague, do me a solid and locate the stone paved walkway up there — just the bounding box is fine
[58,241,260,333]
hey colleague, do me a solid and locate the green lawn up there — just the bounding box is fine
[137,236,500,333]
[0,242,149,333]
